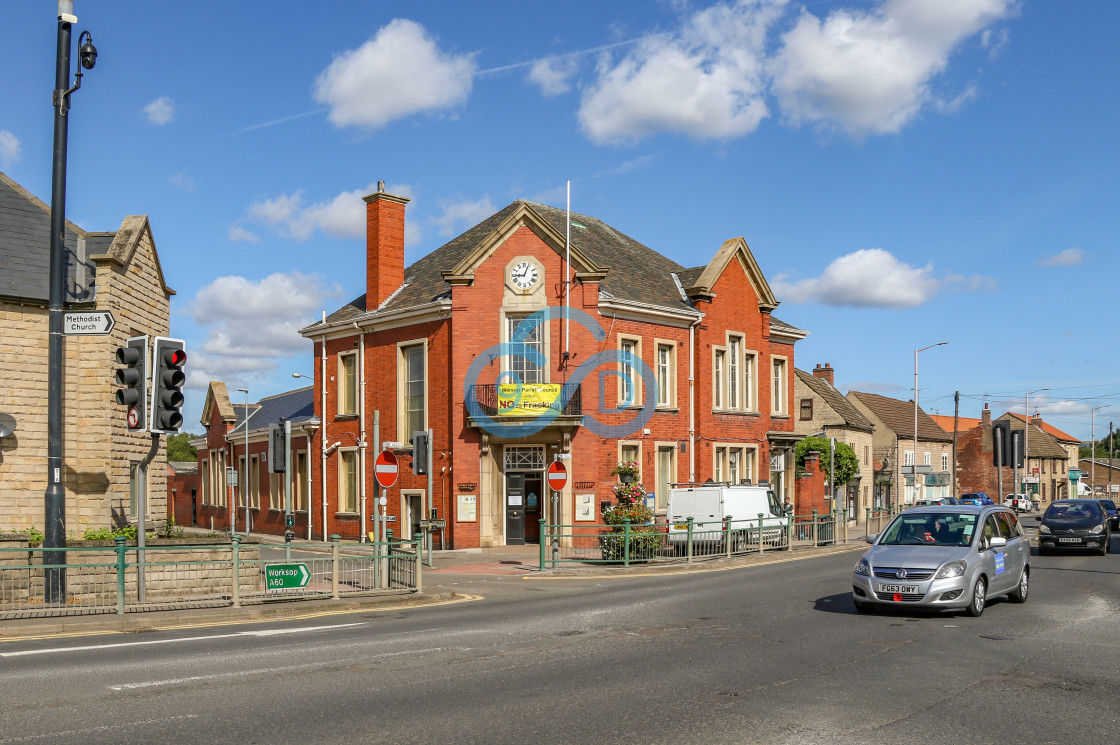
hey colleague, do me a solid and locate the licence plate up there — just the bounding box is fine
[877,584,919,593]
[1058,537,1082,543]
[673,524,689,530]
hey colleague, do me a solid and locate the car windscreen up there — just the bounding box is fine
[879,512,976,547]
[1045,502,1102,519]
[1099,500,1117,510]
[766,490,784,517]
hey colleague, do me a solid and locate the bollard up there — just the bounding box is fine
[539,519,547,570]
[811,510,819,547]
[758,513,766,554]
[623,519,631,567]
[686,517,694,563]
[231,534,241,608]
[414,532,424,593]
[114,536,127,616]
[725,515,733,558]
[331,534,340,599]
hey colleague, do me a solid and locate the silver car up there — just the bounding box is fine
[851,505,1030,616]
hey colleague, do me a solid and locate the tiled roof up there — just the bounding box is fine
[848,390,952,442]
[230,387,315,436]
[1005,412,1079,444]
[168,461,198,474]
[794,369,873,432]
[929,414,982,434]
[997,413,1069,459]
[0,171,95,303]
[326,200,715,323]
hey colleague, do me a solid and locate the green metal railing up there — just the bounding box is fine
[536,510,853,569]
[0,534,421,619]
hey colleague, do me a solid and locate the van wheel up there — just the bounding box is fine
[732,533,747,553]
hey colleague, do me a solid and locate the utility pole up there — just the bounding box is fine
[951,392,959,494]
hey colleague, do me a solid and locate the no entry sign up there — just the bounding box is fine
[374,449,399,488]
[546,460,567,491]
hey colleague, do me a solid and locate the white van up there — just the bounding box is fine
[666,483,791,551]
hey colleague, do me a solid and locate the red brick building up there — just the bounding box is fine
[191,382,318,535]
[298,185,807,547]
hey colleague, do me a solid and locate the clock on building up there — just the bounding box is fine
[510,261,539,290]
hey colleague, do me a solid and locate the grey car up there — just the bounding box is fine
[852,505,1030,616]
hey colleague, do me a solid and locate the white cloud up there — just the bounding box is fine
[183,271,342,391]
[244,182,417,242]
[772,248,942,307]
[1039,248,1084,267]
[168,171,194,192]
[980,27,1010,58]
[227,224,259,243]
[314,18,475,130]
[528,56,579,96]
[434,197,497,238]
[578,0,784,143]
[770,0,1015,135]
[0,130,21,168]
[144,96,175,125]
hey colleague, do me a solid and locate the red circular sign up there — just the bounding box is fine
[546,460,568,491]
[374,450,399,488]
[127,407,140,428]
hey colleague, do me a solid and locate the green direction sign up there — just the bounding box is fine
[265,563,310,590]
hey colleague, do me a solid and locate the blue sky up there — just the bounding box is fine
[2,1,1118,442]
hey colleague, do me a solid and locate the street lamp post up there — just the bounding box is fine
[1023,388,1050,497]
[1091,405,1111,492]
[913,342,949,504]
[292,372,315,541]
[44,1,97,604]
[238,388,249,536]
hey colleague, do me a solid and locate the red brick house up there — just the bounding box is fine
[191,382,319,536]
[166,461,200,527]
[298,184,807,547]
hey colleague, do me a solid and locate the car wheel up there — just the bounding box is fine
[1009,568,1028,603]
[854,600,874,613]
[965,577,987,617]
[1099,535,1109,556]
[1038,546,1050,556]
[733,533,747,553]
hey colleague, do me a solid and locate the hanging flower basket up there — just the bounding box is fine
[610,461,640,484]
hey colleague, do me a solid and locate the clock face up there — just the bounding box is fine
[510,261,539,290]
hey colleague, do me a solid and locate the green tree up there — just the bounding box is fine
[167,432,200,462]
[795,436,859,485]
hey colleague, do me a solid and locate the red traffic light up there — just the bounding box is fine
[162,347,187,367]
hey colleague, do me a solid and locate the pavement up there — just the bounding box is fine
[0,524,870,640]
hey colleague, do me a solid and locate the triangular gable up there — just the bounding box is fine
[88,215,175,297]
[685,237,778,311]
[441,201,606,283]
[200,381,237,428]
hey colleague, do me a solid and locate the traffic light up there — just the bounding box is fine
[992,421,1011,466]
[114,335,148,431]
[150,336,187,434]
[285,513,295,528]
[269,422,287,473]
[411,430,428,475]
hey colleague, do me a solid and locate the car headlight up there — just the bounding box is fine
[1090,524,1104,534]
[1039,524,1050,534]
[935,560,967,579]
[854,557,871,576]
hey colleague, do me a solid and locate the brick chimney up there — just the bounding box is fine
[980,403,991,426]
[364,181,410,311]
[812,363,834,387]
[1031,414,1043,428]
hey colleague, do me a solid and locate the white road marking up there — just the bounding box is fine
[0,622,365,658]
[0,715,198,743]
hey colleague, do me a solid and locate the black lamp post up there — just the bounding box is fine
[44,1,97,603]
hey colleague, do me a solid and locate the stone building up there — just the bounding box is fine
[793,364,875,518]
[0,171,174,533]
[846,390,953,507]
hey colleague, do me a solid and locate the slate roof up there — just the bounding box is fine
[848,390,952,442]
[229,387,315,436]
[322,200,803,338]
[0,171,96,303]
[794,369,874,432]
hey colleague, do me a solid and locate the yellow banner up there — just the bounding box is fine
[497,383,562,416]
